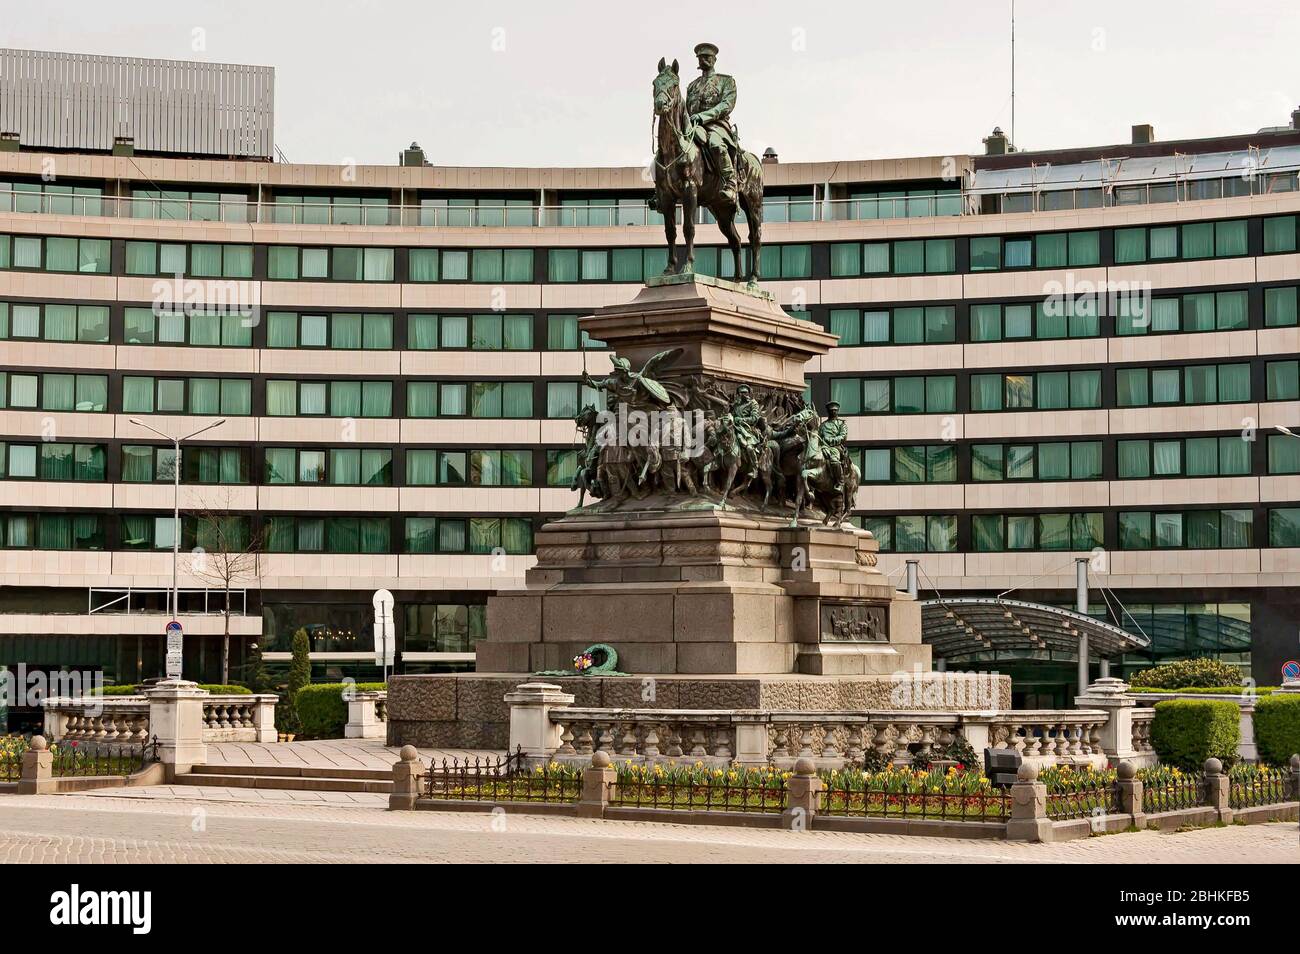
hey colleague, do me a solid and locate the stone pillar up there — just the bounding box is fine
[345,692,385,739]
[142,680,209,780]
[1005,761,1052,842]
[1202,758,1233,824]
[1075,676,1139,762]
[1115,760,1145,829]
[388,745,424,811]
[578,751,616,818]
[1286,754,1300,802]
[41,702,70,741]
[732,713,770,766]
[782,757,823,830]
[1236,700,1257,763]
[17,735,54,794]
[251,694,278,743]
[504,682,575,761]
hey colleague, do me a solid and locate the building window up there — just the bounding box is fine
[827,306,955,346]
[0,302,109,343]
[265,312,393,349]
[123,377,252,415]
[264,380,392,417]
[125,241,252,277]
[830,376,956,415]
[125,307,253,347]
[970,441,1101,481]
[402,516,533,554]
[971,512,1103,551]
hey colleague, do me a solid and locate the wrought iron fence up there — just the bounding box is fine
[608,765,787,813]
[1229,766,1289,809]
[1141,771,1203,814]
[1045,777,1122,820]
[0,734,158,781]
[419,747,581,803]
[820,770,1010,821]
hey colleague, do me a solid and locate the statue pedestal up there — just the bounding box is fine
[477,510,928,676]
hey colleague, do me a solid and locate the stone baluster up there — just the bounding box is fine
[892,723,913,764]
[617,721,639,758]
[820,722,841,761]
[797,726,816,760]
[916,723,935,760]
[664,724,684,759]
[770,726,790,760]
[711,727,732,760]
[1068,723,1084,757]
[845,724,865,763]
[1018,724,1038,758]
[873,723,892,762]
[688,726,709,759]
[642,726,661,759]
[556,721,576,756]
[575,723,594,756]
[595,722,614,756]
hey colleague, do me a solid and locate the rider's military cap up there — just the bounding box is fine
[694,42,719,57]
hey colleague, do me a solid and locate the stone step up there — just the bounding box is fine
[193,763,392,782]
[175,770,392,794]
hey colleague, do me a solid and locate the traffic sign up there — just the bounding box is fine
[165,620,183,679]
[1283,660,1300,682]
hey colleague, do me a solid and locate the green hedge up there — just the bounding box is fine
[294,683,386,739]
[1130,658,1245,690]
[93,684,252,695]
[1135,686,1279,695]
[1150,699,1240,770]
[1254,695,1300,767]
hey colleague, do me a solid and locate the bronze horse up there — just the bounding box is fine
[651,58,764,284]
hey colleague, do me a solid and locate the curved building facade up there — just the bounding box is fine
[1,64,1298,704]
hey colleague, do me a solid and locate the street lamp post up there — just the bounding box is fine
[127,418,225,629]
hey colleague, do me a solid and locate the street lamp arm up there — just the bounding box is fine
[127,418,174,443]
[182,419,226,442]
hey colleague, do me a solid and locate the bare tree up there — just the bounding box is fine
[188,490,262,685]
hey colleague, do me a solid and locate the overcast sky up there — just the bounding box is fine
[4,0,1297,167]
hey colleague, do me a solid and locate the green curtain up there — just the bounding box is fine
[1150,298,1179,332]
[1071,441,1101,478]
[969,237,1000,271]
[970,374,1002,411]
[1028,372,1060,409]
[405,450,436,485]
[1004,305,1032,338]
[121,446,153,481]
[40,444,72,479]
[783,244,812,277]
[862,311,889,343]
[221,380,251,415]
[266,381,296,416]
[925,376,955,412]
[267,313,297,348]
[190,244,221,276]
[501,450,532,485]
[1070,371,1101,408]
[1181,223,1213,258]
[1218,364,1250,403]
[330,381,361,417]
[43,305,75,341]
[928,445,956,482]
[1217,437,1249,475]
[360,518,390,553]
[407,383,437,418]
[362,315,393,350]
[330,314,361,350]
[829,379,861,414]
[546,383,576,418]
[1116,369,1148,407]
[471,382,502,417]
[861,449,890,482]
[829,243,860,276]
[1037,443,1069,479]
[547,316,578,350]
[829,309,861,345]
[438,520,466,552]
[1186,511,1219,548]
[44,237,78,271]
[1154,513,1183,547]
[1118,440,1149,478]
[328,449,360,485]
[440,315,468,348]
[503,315,532,350]
[970,304,1000,341]
[893,241,923,274]
[1114,228,1147,263]
[1151,369,1180,404]
[502,519,533,554]
[1036,303,1067,339]
[409,249,438,282]
[1035,233,1067,268]
[1069,231,1100,266]
[38,515,71,549]
[1216,292,1247,329]
[1265,287,1298,327]
[1270,436,1300,474]
[1006,515,1035,549]
[440,383,467,416]
[42,374,74,411]
[362,382,392,417]
[1118,512,1150,549]
[1215,221,1248,257]
[409,315,439,350]
[503,249,533,282]
[363,249,394,282]
[862,243,889,273]
[893,308,923,344]
[893,378,923,414]
[1038,513,1070,549]
[75,444,106,481]
[1152,440,1181,475]
[189,378,220,414]
[548,250,579,282]
[1184,366,1218,403]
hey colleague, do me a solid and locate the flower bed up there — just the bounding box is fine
[821,765,1008,821]
[0,733,155,781]
[610,762,788,812]
[1228,763,1288,809]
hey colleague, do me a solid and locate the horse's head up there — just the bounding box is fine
[653,58,681,116]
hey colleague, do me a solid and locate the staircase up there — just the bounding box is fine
[175,763,393,794]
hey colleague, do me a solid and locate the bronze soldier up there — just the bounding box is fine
[686,42,739,205]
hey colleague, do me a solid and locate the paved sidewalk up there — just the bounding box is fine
[77,784,389,807]
[0,794,1295,863]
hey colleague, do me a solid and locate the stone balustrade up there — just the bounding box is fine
[345,691,389,739]
[43,691,277,745]
[1129,708,1156,760]
[536,700,1114,770]
[44,697,150,744]
[985,711,1110,767]
[201,695,278,742]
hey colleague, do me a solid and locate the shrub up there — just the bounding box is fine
[276,630,312,735]
[1135,686,1278,695]
[1253,695,1300,767]
[91,683,251,695]
[294,682,387,739]
[1129,658,1244,690]
[1150,699,1239,770]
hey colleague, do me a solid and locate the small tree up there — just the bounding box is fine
[188,492,262,685]
[278,628,312,735]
